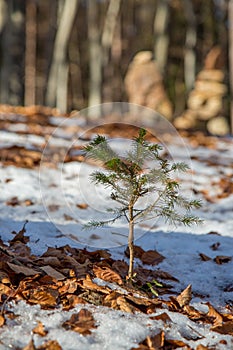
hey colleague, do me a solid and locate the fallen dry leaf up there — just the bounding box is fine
[35,256,61,268]
[134,331,190,350]
[210,242,220,250]
[199,253,212,261]
[214,255,232,264]
[40,265,66,281]
[10,221,29,244]
[211,320,233,335]
[103,290,120,309]
[63,213,76,221]
[116,295,137,313]
[0,315,5,327]
[176,284,192,308]
[140,250,165,266]
[150,312,171,323]
[6,262,39,277]
[76,203,88,209]
[135,332,165,349]
[196,345,212,350]
[62,309,96,335]
[93,265,123,285]
[183,305,205,321]
[79,274,110,294]
[62,294,86,310]
[206,302,223,326]
[48,204,60,212]
[37,340,62,350]
[165,338,191,349]
[0,145,41,168]
[124,245,145,259]
[32,321,48,336]
[22,286,59,308]
[6,196,20,207]
[112,260,129,278]
[0,269,11,285]
[9,241,31,257]
[0,282,13,302]
[23,339,36,350]
[58,278,79,295]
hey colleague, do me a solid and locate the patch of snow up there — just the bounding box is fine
[0,127,233,349]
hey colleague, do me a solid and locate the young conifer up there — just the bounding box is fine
[84,128,202,280]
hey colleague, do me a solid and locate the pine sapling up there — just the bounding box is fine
[84,128,202,280]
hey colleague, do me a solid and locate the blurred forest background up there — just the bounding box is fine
[0,0,233,134]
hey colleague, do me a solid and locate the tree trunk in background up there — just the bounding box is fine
[46,0,79,113]
[201,0,215,49]
[0,0,7,33]
[0,0,7,102]
[101,0,121,102]
[87,0,102,119]
[229,0,233,134]
[101,0,121,66]
[24,0,36,106]
[0,0,25,105]
[182,0,196,93]
[153,0,170,73]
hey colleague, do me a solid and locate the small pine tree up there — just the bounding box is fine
[84,128,202,280]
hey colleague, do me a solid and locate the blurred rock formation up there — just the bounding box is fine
[124,51,173,120]
[174,46,229,135]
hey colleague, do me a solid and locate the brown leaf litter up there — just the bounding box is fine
[0,224,232,349]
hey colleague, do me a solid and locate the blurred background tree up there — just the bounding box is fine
[0,0,231,133]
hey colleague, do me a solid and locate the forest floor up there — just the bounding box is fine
[0,106,233,350]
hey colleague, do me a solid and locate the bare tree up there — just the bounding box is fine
[46,0,79,113]
[182,0,196,93]
[153,0,170,73]
[101,0,121,66]
[229,0,233,134]
[0,0,25,105]
[24,0,37,106]
[0,0,7,33]
[87,0,102,119]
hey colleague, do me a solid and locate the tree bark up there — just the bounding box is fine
[46,0,79,112]
[87,0,102,120]
[0,0,25,105]
[182,0,196,93]
[24,0,37,106]
[229,0,233,134]
[153,0,170,73]
[101,0,121,66]
[0,0,7,33]
[0,0,7,102]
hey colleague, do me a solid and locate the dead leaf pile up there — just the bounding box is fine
[135,285,233,349]
[0,224,232,349]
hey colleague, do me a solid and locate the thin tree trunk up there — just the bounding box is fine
[229,0,233,134]
[0,0,8,103]
[153,0,170,73]
[0,0,6,33]
[46,0,79,112]
[0,0,24,105]
[87,0,102,119]
[128,204,134,280]
[101,0,121,66]
[24,0,37,106]
[182,0,196,93]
